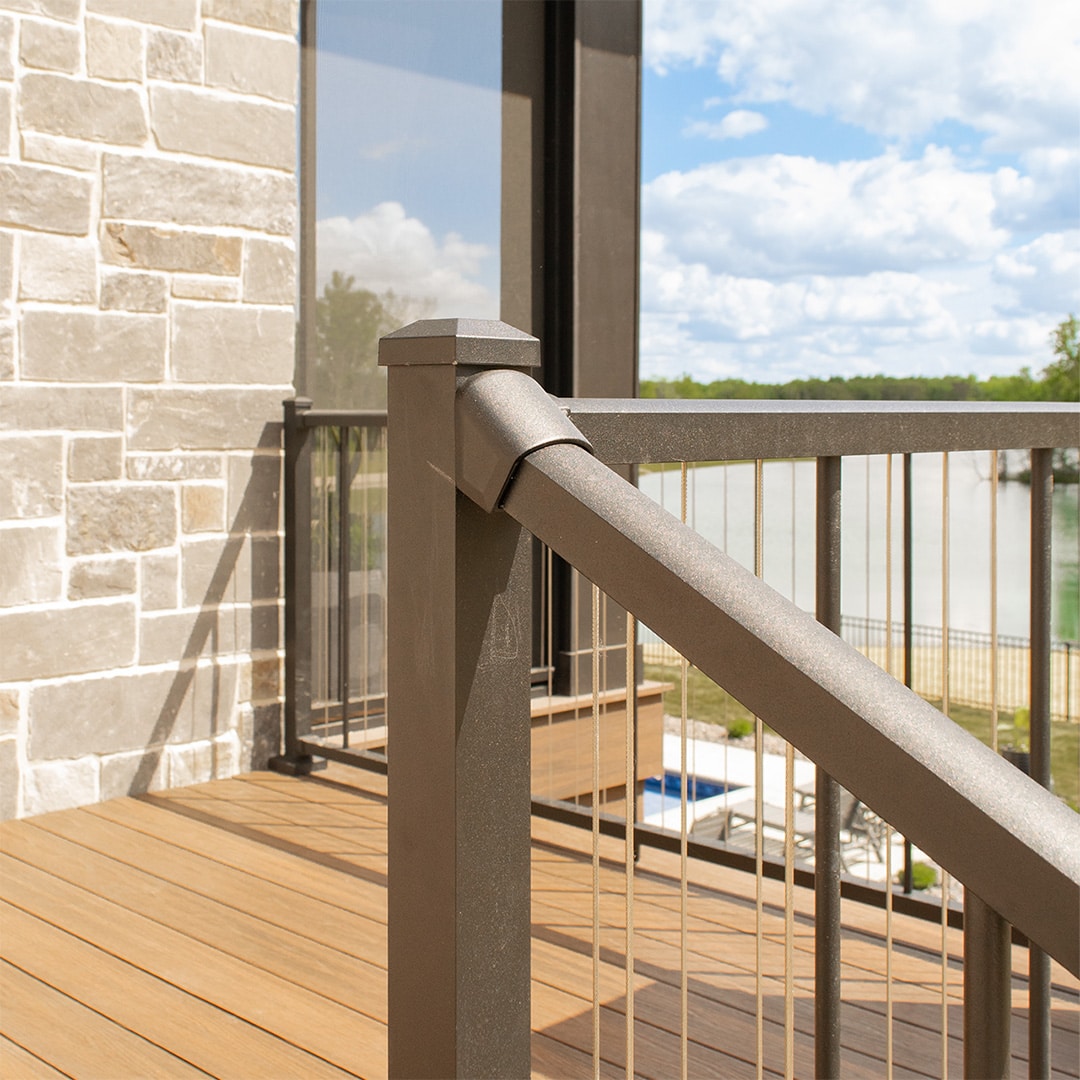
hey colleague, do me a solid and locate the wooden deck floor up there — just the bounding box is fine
[1,764,1076,1078]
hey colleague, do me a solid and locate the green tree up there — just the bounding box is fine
[1043,315,1079,402]
[310,272,433,408]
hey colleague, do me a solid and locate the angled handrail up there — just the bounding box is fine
[462,366,1080,974]
[379,319,1079,1079]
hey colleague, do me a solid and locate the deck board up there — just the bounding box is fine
[1,764,1076,1079]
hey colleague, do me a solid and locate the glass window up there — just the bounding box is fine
[308,0,502,407]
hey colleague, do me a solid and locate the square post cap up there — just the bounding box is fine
[378,318,540,370]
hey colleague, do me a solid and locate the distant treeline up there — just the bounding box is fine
[640,369,1072,402]
[641,317,1079,403]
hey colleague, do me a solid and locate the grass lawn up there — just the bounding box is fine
[645,662,1079,810]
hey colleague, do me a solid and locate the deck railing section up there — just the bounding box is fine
[378,319,1079,1080]
[274,399,388,777]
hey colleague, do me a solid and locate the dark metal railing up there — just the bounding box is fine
[377,318,1079,1080]
[274,399,388,777]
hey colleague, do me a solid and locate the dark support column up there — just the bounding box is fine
[964,888,1012,1078]
[1029,446,1053,1079]
[815,455,842,1079]
[271,397,325,776]
[381,321,535,1080]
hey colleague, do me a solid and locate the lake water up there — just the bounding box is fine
[638,452,1079,642]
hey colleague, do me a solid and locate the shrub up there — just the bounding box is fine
[897,861,938,891]
[726,718,754,740]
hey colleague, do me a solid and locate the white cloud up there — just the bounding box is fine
[643,147,1009,278]
[645,0,1080,152]
[991,230,1080,315]
[316,202,498,318]
[684,109,769,140]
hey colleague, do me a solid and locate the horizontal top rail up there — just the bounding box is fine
[298,409,388,428]
[561,398,1080,463]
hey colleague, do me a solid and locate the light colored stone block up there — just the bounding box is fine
[18,233,97,303]
[19,131,99,170]
[0,84,10,155]
[86,0,196,31]
[139,607,231,666]
[127,387,286,450]
[0,323,12,380]
[4,0,80,20]
[127,453,222,481]
[243,238,294,304]
[249,655,279,702]
[86,17,143,81]
[171,276,240,301]
[203,0,297,35]
[187,660,240,741]
[101,270,167,312]
[19,18,79,71]
[0,385,122,432]
[0,162,91,234]
[67,483,175,554]
[181,483,225,533]
[19,73,148,145]
[150,86,293,171]
[0,16,14,80]
[146,28,200,82]
[205,23,296,102]
[0,690,18,738]
[0,737,17,819]
[100,745,168,799]
[0,232,12,314]
[102,222,241,275]
[0,524,62,606]
[172,304,293,384]
[227,452,280,533]
[167,738,212,786]
[23,756,99,817]
[0,601,135,681]
[28,665,198,758]
[22,310,166,382]
[68,435,123,481]
[104,154,296,235]
[0,434,63,518]
[139,550,178,610]
[182,536,281,608]
[69,556,137,599]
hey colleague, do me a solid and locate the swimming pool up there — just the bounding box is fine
[643,772,742,818]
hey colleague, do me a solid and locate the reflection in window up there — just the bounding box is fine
[309,0,502,407]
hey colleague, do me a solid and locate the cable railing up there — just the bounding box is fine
[375,318,1079,1080]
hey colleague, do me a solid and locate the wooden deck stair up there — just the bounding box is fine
[1,765,1077,1078]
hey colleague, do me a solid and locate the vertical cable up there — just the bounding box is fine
[546,546,555,797]
[337,427,351,748]
[784,741,795,1080]
[754,458,764,1080]
[941,453,950,718]
[360,427,370,746]
[884,455,895,1079]
[592,583,602,1080]
[990,451,999,752]
[941,869,950,1080]
[940,453,950,1077]
[679,462,689,1080]
[625,610,636,1080]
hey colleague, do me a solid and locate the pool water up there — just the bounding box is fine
[643,772,741,817]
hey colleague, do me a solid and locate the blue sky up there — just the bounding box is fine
[315,0,1078,385]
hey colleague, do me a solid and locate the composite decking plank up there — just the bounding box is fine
[24,804,388,967]
[0,901,356,1080]
[0,852,386,1077]
[0,1036,71,1078]
[0,961,207,1079]
[87,795,389,914]
[0,824,389,1024]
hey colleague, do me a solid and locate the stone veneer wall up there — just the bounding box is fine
[0,0,298,818]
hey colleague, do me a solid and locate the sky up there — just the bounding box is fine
[315,0,1079,385]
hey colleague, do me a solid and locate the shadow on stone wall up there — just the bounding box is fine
[128,422,283,795]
